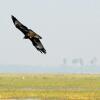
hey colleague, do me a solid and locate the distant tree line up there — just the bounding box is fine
[62,57,98,66]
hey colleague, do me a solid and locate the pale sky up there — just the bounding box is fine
[0,0,100,67]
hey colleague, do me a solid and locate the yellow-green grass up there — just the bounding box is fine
[0,73,99,99]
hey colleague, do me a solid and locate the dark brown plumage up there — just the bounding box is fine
[11,15,46,54]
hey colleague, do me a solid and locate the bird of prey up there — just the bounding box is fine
[11,15,46,54]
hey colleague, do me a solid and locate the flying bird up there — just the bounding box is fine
[11,15,46,54]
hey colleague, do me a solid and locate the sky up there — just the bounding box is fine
[0,0,100,72]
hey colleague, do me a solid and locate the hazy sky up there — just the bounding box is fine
[0,0,100,67]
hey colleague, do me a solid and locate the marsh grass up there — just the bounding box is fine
[0,73,99,99]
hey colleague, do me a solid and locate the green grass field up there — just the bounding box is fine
[0,73,100,100]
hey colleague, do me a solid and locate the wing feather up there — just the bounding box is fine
[11,15,29,35]
[30,38,46,54]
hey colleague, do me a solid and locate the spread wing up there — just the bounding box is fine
[30,38,46,54]
[11,15,29,35]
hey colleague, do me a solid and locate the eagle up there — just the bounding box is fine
[11,15,46,54]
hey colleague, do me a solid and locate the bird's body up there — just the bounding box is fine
[11,15,46,54]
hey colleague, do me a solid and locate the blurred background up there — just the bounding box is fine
[0,0,100,73]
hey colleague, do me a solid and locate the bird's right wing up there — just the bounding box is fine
[11,15,29,35]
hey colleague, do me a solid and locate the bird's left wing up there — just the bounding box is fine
[30,38,46,54]
[11,15,29,35]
